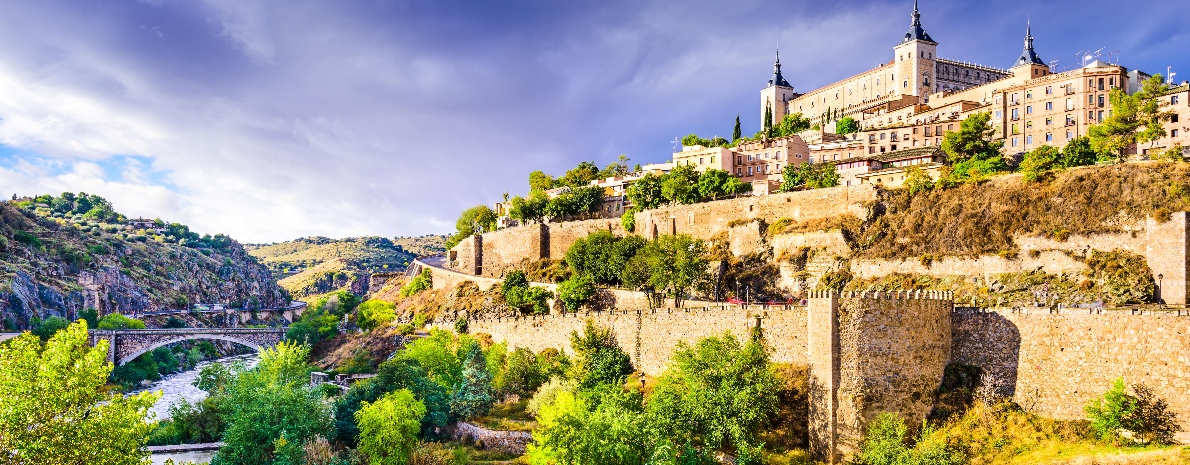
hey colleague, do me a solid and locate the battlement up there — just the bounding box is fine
[807,290,955,300]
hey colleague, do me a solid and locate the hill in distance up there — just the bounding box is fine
[246,235,446,298]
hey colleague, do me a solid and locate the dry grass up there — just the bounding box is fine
[856,162,1190,259]
[1038,447,1190,464]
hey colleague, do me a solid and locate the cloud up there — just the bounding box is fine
[0,0,1183,243]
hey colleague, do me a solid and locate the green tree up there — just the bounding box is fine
[400,268,433,297]
[1088,75,1175,160]
[557,274,597,312]
[0,321,159,465]
[733,115,742,142]
[938,112,1008,186]
[450,342,495,420]
[647,333,779,452]
[215,341,332,465]
[626,173,666,210]
[681,134,712,147]
[558,161,602,188]
[357,299,397,331]
[1061,136,1100,167]
[836,116,859,134]
[763,102,773,136]
[403,329,467,391]
[697,169,731,200]
[564,230,646,286]
[525,388,654,465]
[621,209,637,233]
[1020,145,1063,182]
[31,316,69,341]
[529,170,555,192]
[902,166,935,195]
[624,235,711,309]
[502,347,546,398]
[724,177,753,197]
[773,113,811,137]
[1085,377,1138,442]
[662,164,702,204]
[446,205,498,249]
[567,321,634,391]
[355,390,426,465]
[97,313,147,330]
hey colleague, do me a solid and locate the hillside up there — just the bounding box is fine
[276,258,369,299]
[244,235,445,278]
[0,197,287,331]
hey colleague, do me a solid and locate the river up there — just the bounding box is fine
[138,353,259,465]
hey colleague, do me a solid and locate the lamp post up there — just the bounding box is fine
[1158,273,1164,304]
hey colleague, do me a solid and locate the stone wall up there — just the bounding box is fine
[479,223,547,278]
[545,218,624,260]
[634,185,876,243]
[952,307,1190,429]
[461,305,808,376]
[451,422,533,455]
[851,250,1086,281]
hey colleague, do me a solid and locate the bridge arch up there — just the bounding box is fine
[88,328,286,366]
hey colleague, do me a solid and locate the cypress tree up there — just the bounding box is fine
[763,103,773,137]
[733,115,742,142]
[449,342,495,420]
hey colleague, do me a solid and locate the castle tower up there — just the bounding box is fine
[760,47,797,131]
[892,0,938,103]
[1010,21,1051,79]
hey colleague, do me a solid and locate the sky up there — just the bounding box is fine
[0,0,1186,243]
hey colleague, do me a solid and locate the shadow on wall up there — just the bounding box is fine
[951,309,1022,399]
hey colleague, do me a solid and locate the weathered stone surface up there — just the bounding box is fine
[451,422,533,455]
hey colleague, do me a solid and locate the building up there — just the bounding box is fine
[1144,83,1190,156]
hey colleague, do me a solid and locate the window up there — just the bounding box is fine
[947,124,953,130]
[1011,124,1019,135]
[1089,111,1094,120]
[1098,78,1104,90]
[995,110,1002,119]
[1026,121,1033,128]
[903,81,908,88]
[1046,86,1053,95]
[1046,102,1053,110]
[1066,98,1074,111]
[880,133,886,139]
[1046,117,1053,125]
[1066,130,1073,139]
[1109,77,1114,87]
[1098,110,1104,121]
[1088,95,1094,105]
[748,154,753,161]
[748,167,753,176]
[1174,96,1180,105]
[1027,106,1033,114]
[1172,129,1179,137]
[1027,135,1033,145]
[737,156,742,164]
[775,151,781,157]
[1027,90,1033,98]
[1045,133,1053,142]
[737,168,742,175]
[1172,114,1180,123]
[710,156,716,163]
[1098,95,1105,107]
[1011,108,1019,120]
[699,158,704,164]
[1012,137,1018,147]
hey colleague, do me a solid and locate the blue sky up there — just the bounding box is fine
[0,0,1185,242]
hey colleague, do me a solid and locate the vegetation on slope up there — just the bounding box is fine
[245,235,439,277]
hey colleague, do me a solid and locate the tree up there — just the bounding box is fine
[529,171,555,192]
[558,274,597,312]
[558,162,601,188]
[98,313,147,330]
[600,155,632,178]
[621,209,636,233]
[1061,136,1100,168]
[357,300,396,331]
[836,116,859,134]
[355,390,426,465]
[403,329,467,391]
[902,166,935,195]
[501,348,546,398]
[724,177,753,197]
[1085,377,1138,442]
[510,191,549,223]
[773,113,811,138]
[763,102,773,136]
[807,163,840,189]
[938,112,1008,186]
[525,388,654,465]
[681,134,712,147]
[0,321,159,465]
[564,230,646,286]
[31,316,69,341]
[567,321,634,391]
[215,342,332,465]
[450,342,495,420]
[626,173,666,210]
[733,115,742,142]
[697,169,731,200]
[446,205,497,249]
[1089,75,1175,160]
[647,333,779,452]
[662,164,702,204]
[1020,145,1063,182]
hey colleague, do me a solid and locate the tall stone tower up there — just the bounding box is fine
[1010,22,1051,79]
[892,0,938,103]
[760,48,797,131]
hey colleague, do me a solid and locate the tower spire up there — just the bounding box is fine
[1013,19,1045,67]
[900,0,935,44]
[767,44,791,88]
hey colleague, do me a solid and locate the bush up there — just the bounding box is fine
[526,377,574,415]
[501,347,546,399]
[285,308,340,345]
[13,230,41,248]
[1085,377,1136,442]
[401,269,433,297]
[356,390,427,465]
[358,300,397,331]
[31,316,69,341]
[449,343,495,420]
[557,274,596,312]
[163,317,187,329]
[454,317,468,334]
[1086,378,1182,444]
[621,209,636,232]
[97,313,146,330]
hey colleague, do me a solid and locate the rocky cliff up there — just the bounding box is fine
[0,201,287,330]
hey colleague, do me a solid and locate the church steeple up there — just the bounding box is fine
[767,47,791,88]
[1013,20,1045,67]
[900,0,936,44]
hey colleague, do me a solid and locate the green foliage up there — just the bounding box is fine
[454,317,468,334]
[526,388,654,465]
[334,357,452,446]
[557,161,601,189]
[544,186,604,219]
[627,173,666,210]
[661,164,702,204]
[564,230,646,286]
[163,316,188,328]
[1127,383,1182,444]
[622,234,711,308]
[146,397,226,446]
[79,307,99,329]
[1020,145,1063,182]
[780,162,838,192]
[1061,136,1100,168]
[771,113,811,138]
[557,274,597,312]
[902,166,935,195]
[97,313,147,330]
[733,115,742,142]
[446,205,498,249]
[1085,377,1137,442]
[355,389,426,465]
[621,208,636,233]
[938,112,1008,187]
[0,321,159,465]
[1086,250,1155,304]
[12,230,41,248]
[647,333,779,451]
[529,170,556,192]
[836,116,859,134]
[509,190,550,223]
[568,321,634,391]
[501,347,546,398]
[502,270,554,314]
[401,268,433,297]
[403,329,468,391]
[450,342,495,420]
[681,134,712,147]
[357,299,396,331]
[215,341,332,465]
[153,346,180,375]
[858,413,961,465]
[1089,75,1174,160]
[31,316,69,341]
[285,307,340,345]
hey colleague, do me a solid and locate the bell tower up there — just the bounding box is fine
[761,47,797,132]
[892,0,938,102]
[1010,21,1051,79]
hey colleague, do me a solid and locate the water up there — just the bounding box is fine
[135,353,259,421]
[138,354,259,465]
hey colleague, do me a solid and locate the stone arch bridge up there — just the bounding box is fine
[88,328,286,366]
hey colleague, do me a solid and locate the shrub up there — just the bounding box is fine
[13,230,41,248]
[163,317,187,329]
[501,347,546,399]
[285,308,339,345]
[454,317,468,334]
[526,377,574,415]
[355,390,426,465]
[1085,377,1137,442]
[358,300,397,331]
[621,209,636,232]
[401,269,433,297]
[1127,383,1182,444]
[449,343,495,420]
[97,313,146,330]
[557,274,596,312]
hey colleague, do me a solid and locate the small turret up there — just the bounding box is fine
[768,48,792,88]
[1013,21,1045,67]
[900,0,936,44]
